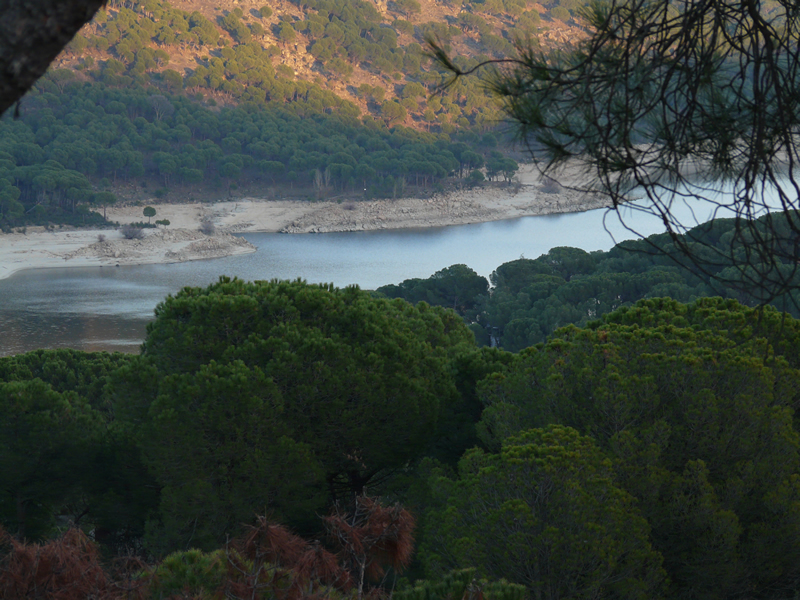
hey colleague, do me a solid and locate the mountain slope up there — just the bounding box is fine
[53,0,588,129]
[0,0,587,227]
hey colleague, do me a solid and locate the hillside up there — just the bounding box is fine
[0,0,590,229]
[54,0,588,127]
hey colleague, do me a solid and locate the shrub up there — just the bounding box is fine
[148,549,229,598]
[120,224,145,240]
[551,5,571,21]
[467,169,485,186]
[0,527,114,599]
[199,220,215,235]
[540,176,562,194]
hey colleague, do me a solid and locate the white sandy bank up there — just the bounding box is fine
[0,164,609,281]
[0,227,257,280]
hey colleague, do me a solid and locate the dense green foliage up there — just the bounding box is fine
[395,569,526,600]
[0,379,103,540]
[471,298,800,598]
[0,281,478,554]
[0,348,130,411]
[1,77,517,227]
[380,214,800,350]
[146,548,231,597]
[109,278,474,550]
[6,251,800,598]
[134,359,323,553]
[423,426,666,599]
[378,264,489,318]
[0,349,158,546]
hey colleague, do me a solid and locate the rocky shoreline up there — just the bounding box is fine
[277,186,608,234]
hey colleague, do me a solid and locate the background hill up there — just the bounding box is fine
[0,0,588,228]
[56,0,587,126]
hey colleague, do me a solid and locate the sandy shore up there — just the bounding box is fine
[0,227,257,281]
[0,164,609,280]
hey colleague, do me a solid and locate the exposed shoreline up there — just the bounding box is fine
[0,164,609,281]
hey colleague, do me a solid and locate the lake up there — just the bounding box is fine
[0,199,716,356]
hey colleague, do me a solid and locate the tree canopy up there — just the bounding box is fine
[111,277,474,548]
[423,425,666,600]
[6,284,800,597]
[474,297,800,597]
[0,79,517,228]
[0,378,103,540]
[382,215,800,351]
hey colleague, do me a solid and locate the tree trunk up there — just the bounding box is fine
[15,495,26,539]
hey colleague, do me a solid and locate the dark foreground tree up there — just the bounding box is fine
[422,425,666,599]
[0,0,105,115]
[431,0,800,308]
[476,298,800,598]
[0,379,103,540]
[111,278,474,551]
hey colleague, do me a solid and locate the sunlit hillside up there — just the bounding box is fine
[51,0,588,129]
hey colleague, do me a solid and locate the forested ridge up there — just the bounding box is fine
[3,270,800,598]
[2,0,794,230]
[61,0,569,120]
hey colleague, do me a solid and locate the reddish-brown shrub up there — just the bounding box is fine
[228,497,414,600]
[0,499,414,600]
[229,519,349,600]
[0,527,150,600]
[236,518,308,568]
[0,527,113,599]
[325,496,415,598]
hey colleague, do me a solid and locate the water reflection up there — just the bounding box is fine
[0,312,144,356]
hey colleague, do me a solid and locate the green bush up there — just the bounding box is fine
[148,549,229,598]
[396,569,526,600]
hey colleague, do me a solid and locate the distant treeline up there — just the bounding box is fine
[0,80,516,228]
[378,213,800,350]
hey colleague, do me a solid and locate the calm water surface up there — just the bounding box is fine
[0,200,715,356]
